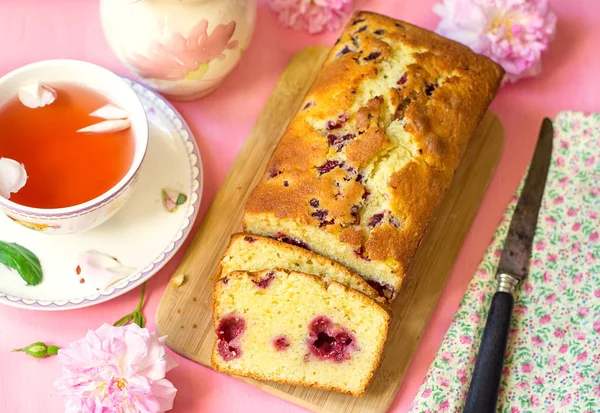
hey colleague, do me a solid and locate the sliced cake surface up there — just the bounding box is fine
[211,268,390,396]
[243,10,504,300]
[218,233,388,305]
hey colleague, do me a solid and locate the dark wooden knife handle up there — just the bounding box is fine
[464,291,514,413]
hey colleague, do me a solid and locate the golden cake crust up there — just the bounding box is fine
[244,10,503,298]
[211,268,391,396]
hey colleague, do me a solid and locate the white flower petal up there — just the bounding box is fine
[18,82,57,108]
[77,119,131,134]
[0,158,28,199]
[90,104,129,120]
[77,250,136,290]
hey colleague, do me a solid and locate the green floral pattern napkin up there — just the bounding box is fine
[409,112,600,413]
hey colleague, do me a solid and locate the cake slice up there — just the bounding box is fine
[211,268,391,396]
[217,233,388,306]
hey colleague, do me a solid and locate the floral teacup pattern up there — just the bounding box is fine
[410,111,600,413]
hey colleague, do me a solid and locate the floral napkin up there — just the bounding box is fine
[409,111,600,413]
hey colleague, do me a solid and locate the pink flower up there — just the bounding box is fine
[559,176,569,186]
[594,384,600,397]
[590,232,599,243]
[511,407,519,413]
[567,208,577,217]
[545,216,557,225]
[540,314,551,324]
[543,272,552,282]
[534,376,544,385]
[460,335,473,344]
[559,344,568,354]
[535,241,546,250]
[574,331,586,340]
[517,381,530,390]
[437,376,450,387]
[558,364,569,375]
[532,336,543,347]
[553,195,564,204]
[573,273,583,284]
[269,0,353,34]
[470,312,481,323]
[127,19,238,81]
[560,234,570,243]
[594,320,600,333]
[595,289,600,298]
[548,254,557,262]
[55,324,177,413]
[441,351,454,362]
[560,140,569,148]
[530,394,540,407]
[587,210,598,220]
[578,351,588,361]
[545,293,557,304]
[457,368,467,384]
[525,283,533,294]
[553,328,565,338]
[439,400,450,411]
[547,355,557,367]
[556,157,565,167]
[433,0,557,83]
[574,372,584,384]
[561,393,572,406]
[422,388,432,398]
[571,241,582,253]
[592,187,600,197]
[578,306,590,317]
[521,363,532,373]
[585,156,595,167]
[494,248,503,257]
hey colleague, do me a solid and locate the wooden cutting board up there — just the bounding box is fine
[156,46,504,413]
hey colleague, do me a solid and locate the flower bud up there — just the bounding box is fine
[14,341,59,358]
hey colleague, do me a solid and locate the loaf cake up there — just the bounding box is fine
[211,268,391,396]
[218,233,388,305]
[243,11,504,300]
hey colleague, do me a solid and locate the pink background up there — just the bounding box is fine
[0,0,599,412]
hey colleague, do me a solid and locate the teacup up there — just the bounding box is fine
[0,60,148,235]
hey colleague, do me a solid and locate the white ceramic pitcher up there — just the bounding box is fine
[100,0,257,100]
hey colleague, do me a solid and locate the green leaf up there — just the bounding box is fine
[0,241,43,286]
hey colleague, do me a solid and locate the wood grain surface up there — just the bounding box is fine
[156,46,504,413]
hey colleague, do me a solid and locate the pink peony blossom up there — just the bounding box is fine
[559,344,568,354]
[590,232,599,243]
[540,314,551,324]
[269,0,353,34]
[577,351,588,362]
[521,363,532,373]
[572,222,581,231]
[422,388,432,398]
[535,241,546,250]
[437,375,450,387]
[594,320,600,333]
[553,195,564,205]
[460,335,473,344]
[534,376,544,385]
[55,324,177,413]
[433,0,557,83]
[531,394,540,407]
[567,207,577,217]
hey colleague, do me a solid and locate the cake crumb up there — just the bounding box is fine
[192,324,198,329]
[170,273,186,288]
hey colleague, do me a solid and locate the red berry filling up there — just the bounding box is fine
[216,314,246,361]
[275,232,309,250]
[317,160,343,175]
[244,236,257,243]
[308,316,355,362]
[368,212,385,228]
[366,280,395,300]
[364,51,382,61]
[252,271,275,289]
[273,335,290,351]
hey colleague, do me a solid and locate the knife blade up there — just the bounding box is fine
[464,118,553,413]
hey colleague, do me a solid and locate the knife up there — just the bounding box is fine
[463,118,553,413]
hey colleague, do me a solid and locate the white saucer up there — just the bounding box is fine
[0,77,203,310]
